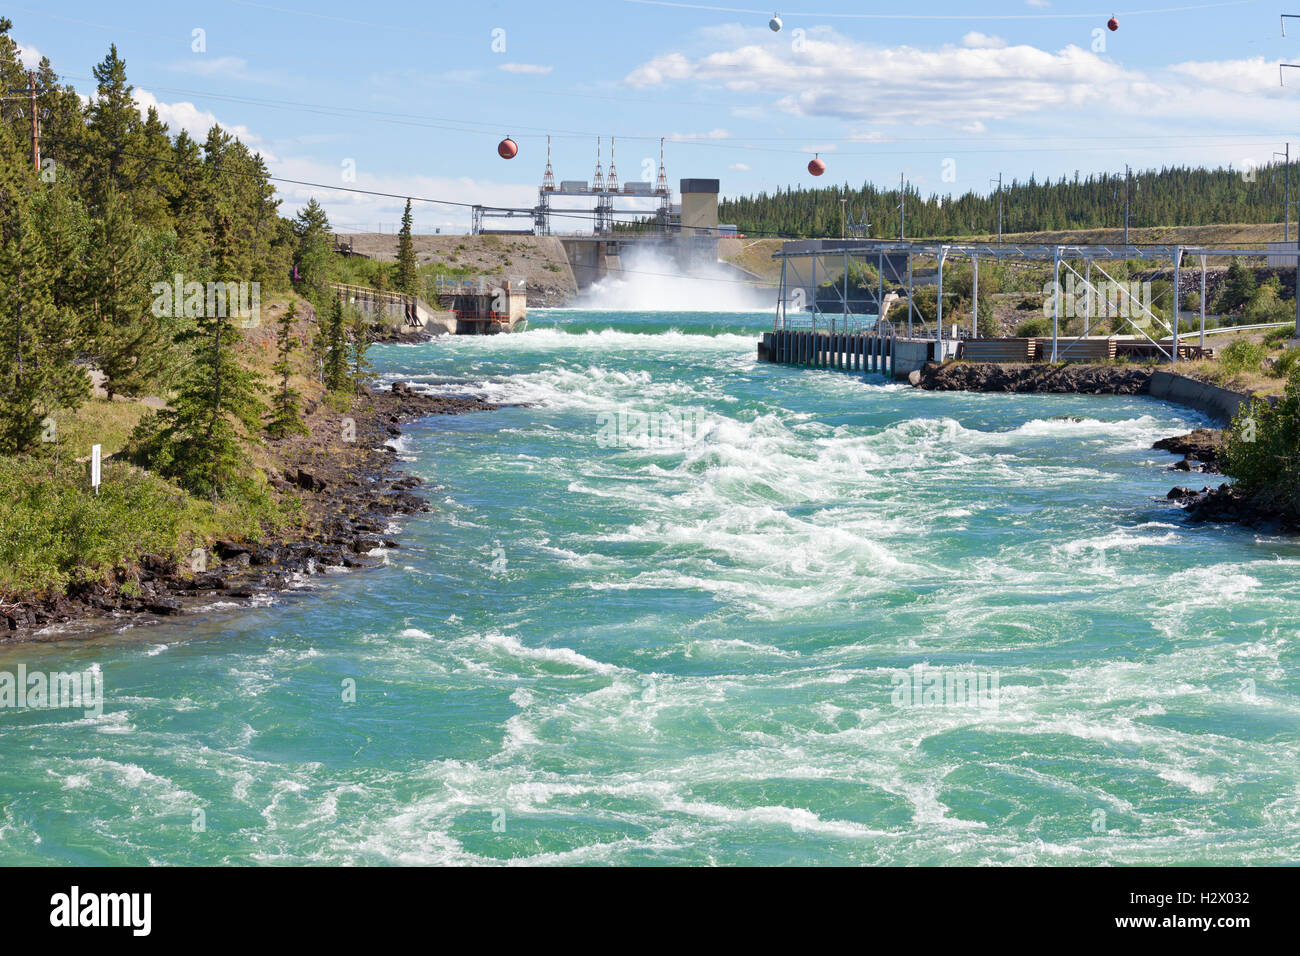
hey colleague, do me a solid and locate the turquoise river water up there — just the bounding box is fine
[2,308,1298,865]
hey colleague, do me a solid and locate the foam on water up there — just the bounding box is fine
[2,309,1296,866]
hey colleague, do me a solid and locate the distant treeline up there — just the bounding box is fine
[718,164,1299,239]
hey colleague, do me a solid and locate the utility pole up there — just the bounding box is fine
[840,196,846,239]
[1123,165,1132,246]
[990,173,1003,245]
[899,172,906,241]
[4,71,47,175]
[1283,16,1300,335]
[1275,144,1291,242]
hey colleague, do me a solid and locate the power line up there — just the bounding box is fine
[40,134,792,236]
[40,134,1298,249]
[52,72,1293,161]
[623,0,1255,21]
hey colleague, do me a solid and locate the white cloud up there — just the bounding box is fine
[728,162,752,171]
[269,154,537,234]
[499,63,553,75]
[625,52,694,88]
[132,89,263,151]
[848,130,895,143]
[668,128,731,141]
[1166,56,1277,95]
[622,30,1295,129]
[962,33,1007,50]
[16,43,42,68]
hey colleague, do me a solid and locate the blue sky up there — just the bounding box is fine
[9,0,1298,232]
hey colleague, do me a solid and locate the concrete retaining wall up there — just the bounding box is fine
[1149,371,1257,425]
[891,340,933,380]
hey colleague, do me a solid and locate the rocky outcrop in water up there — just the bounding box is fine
[1167,483,1300,532]
[915,362,1153,394]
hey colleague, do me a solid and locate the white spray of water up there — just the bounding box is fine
[574,245,774,312]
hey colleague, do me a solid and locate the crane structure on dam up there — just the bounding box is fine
[474,136,720,238]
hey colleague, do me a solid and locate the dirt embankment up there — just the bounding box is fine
[336,233,578,306]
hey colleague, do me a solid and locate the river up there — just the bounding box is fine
[2,308,1297,865]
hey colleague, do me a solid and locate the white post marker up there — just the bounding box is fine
[91,443,101,495]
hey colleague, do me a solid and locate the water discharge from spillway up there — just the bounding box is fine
[573,246,774,312]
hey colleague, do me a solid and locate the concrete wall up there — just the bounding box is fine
[680,193,716,234]
[1149,371,1259,424]
[891,339,934,380]
[560,238,625,289]
[414,303,457,335]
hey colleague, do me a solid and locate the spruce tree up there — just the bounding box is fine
[149,310,265,499]
[137,215,266,500]
[84,44,141,210]
[0,133,88,454]
[349,309,373,391]
[85,188,167,398]
[1217,257,1258,314]
[267,302,307,439]
[292,198,333,295]
[396,199,418,295]
[322,294,349,392]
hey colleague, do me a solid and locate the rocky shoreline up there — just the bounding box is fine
[1,383,500,644]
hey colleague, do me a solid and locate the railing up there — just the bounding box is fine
[330,282,414,306]
[1162,320,1293,341]
[432,277,526,295]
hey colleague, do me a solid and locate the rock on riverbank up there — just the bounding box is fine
[915,362,1154,394]
[2,385,500,643]
[1167,482,1300,532]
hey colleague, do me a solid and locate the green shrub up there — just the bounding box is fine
[1014,316,1051,337]
[1270,348,1300,379]
[1218,339,1267,378]
[1222,365,1300,511]
[0,456,293,597]
[907,285,939,323]
[1243,284,1294,326]
[1264,324,1295,345]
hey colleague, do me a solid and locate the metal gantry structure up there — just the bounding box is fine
[474,136,673,236]
[772,239,1300,364]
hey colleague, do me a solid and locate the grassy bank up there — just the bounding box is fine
[0,294,325,601]
[0,455,294,597]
